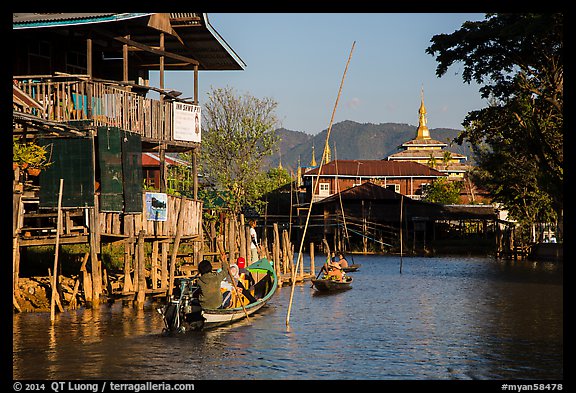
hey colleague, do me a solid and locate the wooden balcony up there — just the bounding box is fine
[14,75,191,147]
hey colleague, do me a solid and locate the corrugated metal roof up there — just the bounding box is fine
[12,12,245,71]
[13,13,153,28]
[304,160,446,178]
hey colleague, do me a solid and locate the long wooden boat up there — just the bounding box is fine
[158,258,278,333]
[342,264,361,272]
[311,275,353,292]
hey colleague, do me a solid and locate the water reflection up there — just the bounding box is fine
[13,256,562,380]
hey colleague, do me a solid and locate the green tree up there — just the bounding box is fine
[200,86,280,215]
[423,178,462,204]
[261,166,293,194]
[426,13,563,234]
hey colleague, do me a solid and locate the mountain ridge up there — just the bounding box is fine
[266,120,472,173]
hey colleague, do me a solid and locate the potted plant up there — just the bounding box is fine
[13,137,52,176]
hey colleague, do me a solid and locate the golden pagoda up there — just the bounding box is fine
[310,144,317,167]
[386,88,468,180]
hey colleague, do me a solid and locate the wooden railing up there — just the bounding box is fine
[14,77,174,142]
[99,194,202,238]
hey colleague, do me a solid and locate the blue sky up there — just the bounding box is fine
[151,13,488,135]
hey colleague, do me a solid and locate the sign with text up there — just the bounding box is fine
[173,102,201,142]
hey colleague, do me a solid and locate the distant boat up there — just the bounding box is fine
[342,264,361,272]
[158,258,278,333]
[311,275,353,292]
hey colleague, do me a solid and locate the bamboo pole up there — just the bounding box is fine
[51,179,64,322]
[287,41,355,326]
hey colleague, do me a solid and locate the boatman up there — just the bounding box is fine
[321,257,344,281]
[196,259,230,309]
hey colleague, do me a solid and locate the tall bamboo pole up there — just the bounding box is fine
[286,41,355,326]
[50,179,64,322]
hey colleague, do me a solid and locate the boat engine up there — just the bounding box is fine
[158,278,203,333]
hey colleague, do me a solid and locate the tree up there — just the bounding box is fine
[423,177,462,205]
[426,13,563,236]
[261,166,293,194]
[200,86,280,215]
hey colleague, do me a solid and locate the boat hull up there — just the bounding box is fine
[312,276,353,291]
[342,264,361,272]
[201,299,267,328]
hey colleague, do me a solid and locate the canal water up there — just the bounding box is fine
[12,255,563,381]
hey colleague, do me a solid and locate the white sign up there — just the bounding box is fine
[173,102,201,142]
[145,192,168,221]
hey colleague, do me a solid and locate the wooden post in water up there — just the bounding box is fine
[151,240,159,289]
[135,230,146,308]
[122,242,134,294]
[399,195,404,274]
[273,223,281,280]
[161,241,168,290]
[69,252,89,310]
[309,242,315,277]
[50,179,64,322]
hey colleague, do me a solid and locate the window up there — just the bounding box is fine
[28,41,51,74]
[66,50,87,74]
[386,184,400,193]
[319,183,330,196]
[420,183,431,195]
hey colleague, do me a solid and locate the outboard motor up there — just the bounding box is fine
[159,278,202,333]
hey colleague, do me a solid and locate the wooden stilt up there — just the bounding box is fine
[135,230,146,308]
[69,252,89,309]
[51,179,64,322]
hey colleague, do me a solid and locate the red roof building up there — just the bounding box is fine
[303,159,445,202]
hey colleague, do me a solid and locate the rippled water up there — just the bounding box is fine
[12,255,563,380]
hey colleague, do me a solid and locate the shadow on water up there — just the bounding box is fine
[13,255,563,380]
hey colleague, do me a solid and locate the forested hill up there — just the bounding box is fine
[265,120,473,173]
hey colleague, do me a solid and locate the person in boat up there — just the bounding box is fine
[230,263,257,305]
[321,257,344,281]
[236,257,255,290]
[196,259,232,309]
[337,252,349,269]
